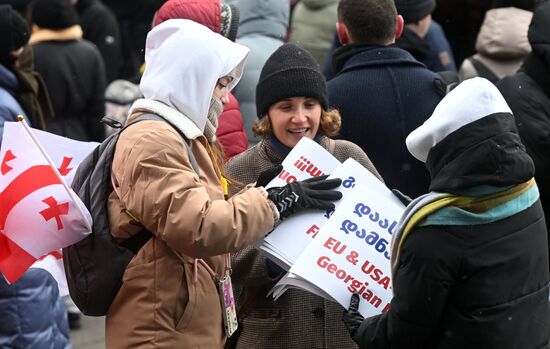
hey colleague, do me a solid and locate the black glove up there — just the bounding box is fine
[391,188,412,206]
[343,293,364,339]
[267,175,342,219]
[256,164,283,188]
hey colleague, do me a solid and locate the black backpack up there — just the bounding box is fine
[63,113,199,316]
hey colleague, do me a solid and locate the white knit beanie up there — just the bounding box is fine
[406,77,513,163]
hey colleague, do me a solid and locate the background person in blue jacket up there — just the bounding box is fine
[0,6,71,348]
[0,270,71,349]
[342,78,550,349]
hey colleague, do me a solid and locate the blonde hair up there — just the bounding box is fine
[252,108,342,138]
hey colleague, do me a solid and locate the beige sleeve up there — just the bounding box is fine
[114,127,275,258]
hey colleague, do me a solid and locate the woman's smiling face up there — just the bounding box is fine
[268,96,321,148]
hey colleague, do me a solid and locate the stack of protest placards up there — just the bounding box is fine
[270,183,404,317]
[259,137,406,317]
[259,138,341,268]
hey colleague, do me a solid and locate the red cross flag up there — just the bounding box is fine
[0,120,96,284]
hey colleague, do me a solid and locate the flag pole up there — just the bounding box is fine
[17,116,92,232]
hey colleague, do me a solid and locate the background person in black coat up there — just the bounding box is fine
[342,77,550,349]
[30,0,107,142]
[328,0,442,199]
[72,0,122,83]
[101,0,165,81]
[497,0,550,265]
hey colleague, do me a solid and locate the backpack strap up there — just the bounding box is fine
[467,57,499,84]
[125,113,200,175]
[434,70,460,96]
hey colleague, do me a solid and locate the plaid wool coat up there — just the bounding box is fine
[224,137,382,349]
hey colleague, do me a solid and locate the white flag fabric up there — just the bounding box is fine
[31,249,68,296]
[0,121,97,283]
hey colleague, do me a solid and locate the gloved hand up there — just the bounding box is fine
[256,164,283,188]
[267,175,342,219]
[343,293,364,339]
[391,188,412,206]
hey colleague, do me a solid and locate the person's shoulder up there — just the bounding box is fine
[78,39,103,54]
[402,224,465,262]
[225,142,270,182]
[332,139,364,152]
[332,139,371,162]
[118,120,186,154]
[0,102,20,122]
[498,73,548,111]
[226,143,262,168]
[497,73,531,93]
[0,90,23,119]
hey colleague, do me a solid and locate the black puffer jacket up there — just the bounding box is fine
[497,1,550,257]
[353,113,550,348]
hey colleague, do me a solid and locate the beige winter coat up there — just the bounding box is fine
[103,19,278,348]
[106,115,275,348]
[459,7,532,81]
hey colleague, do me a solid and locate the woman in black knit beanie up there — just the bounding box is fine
[224,43,383,349]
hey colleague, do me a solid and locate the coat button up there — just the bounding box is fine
[312,307,325,318]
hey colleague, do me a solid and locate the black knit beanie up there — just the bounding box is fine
[394,0,436,23]
[0,5,29,66]
[31,0,78,30]
[256,43,328,118]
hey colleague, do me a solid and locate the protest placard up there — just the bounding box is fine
[264,137,340,189]
[271,184,405,318]
[258,137,340,267]
[260,156,401,270]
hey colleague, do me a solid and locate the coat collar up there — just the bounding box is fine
[29,25,83,45]
[332,44,424,76]
[395,27,429,62]
[129,98,203,140]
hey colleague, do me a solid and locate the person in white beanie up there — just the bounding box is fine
[341,77,550,348]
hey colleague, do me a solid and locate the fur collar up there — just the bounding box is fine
[30,25,83,45]
[129,98,203,140]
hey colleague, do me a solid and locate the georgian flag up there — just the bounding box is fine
[0,121,96,285]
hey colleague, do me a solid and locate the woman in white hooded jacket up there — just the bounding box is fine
[106,19,342,348]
